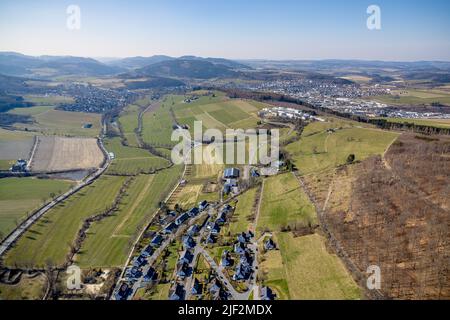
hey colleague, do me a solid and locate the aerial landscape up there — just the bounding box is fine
[0,0,449,305]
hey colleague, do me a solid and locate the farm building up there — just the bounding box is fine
[223,168,240,179]
[11,159,28,172]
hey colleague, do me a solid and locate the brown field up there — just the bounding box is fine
[31,136,104,172]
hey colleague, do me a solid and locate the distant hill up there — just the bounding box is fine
[0,73,31,93]
[132,59,240,79]
[109,54,251,72]
[107,55,175,69]
[0,52,124,78]
[124,76,185,89]
[179,56,251,70]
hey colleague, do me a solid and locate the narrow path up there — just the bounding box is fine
[382,136,398,171]
[27,136,39,170]
[322,171,336,212]
[252,180,265,234]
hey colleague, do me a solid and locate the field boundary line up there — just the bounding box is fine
[111,175,154,236]
[27,135,39,170]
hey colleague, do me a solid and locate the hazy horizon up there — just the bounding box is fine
[1,0,450,61]
[3,51,450,63]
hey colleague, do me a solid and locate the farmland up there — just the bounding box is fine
[172,96,264,132]
[104,137,170,175]
[261,233,361,300]
[23,95,74,105]
[3,176,126,268]
[8,105,55,116]
[0,177,73,241]
[371,89,450,106]
[285,126,399,175]
[76,166,183,268]
[118,104,141,147]
[258,173,317,234]
[380,117,450,129]
[30,136,104,172]
[0,128,35,168]
[141,93,267,149]
[227,188,258,235]
[141,100,178,148]
[14,109,101,137]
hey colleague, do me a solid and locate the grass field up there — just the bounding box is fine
[286,126,399,175]
[76,166,183,267]
[14,109,101,137]
[142,100,179,148]
[261,233,361,300]
[0,177,73,241]
[0,128,35,164]
[4,176,126,268]
[141,93,266,150]
[380,117,450,129]
[118,104,141,147]
[8,105,55,116]
[226,188,257,235]
[371,89,450,106]
[23,95,74,105]
[104,137,170,175]
[258,173,317,233]
[0,273,47,300]
[302,118,361,136]
[173,97,263,132]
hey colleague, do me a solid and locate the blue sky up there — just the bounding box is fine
[0,0,449,60]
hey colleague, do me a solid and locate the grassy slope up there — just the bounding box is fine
[381,117,450,129]
[14,109,101,137]
[258,173,317,233]
[8,105,55,116]
[286,126,399,175]
[118,104,140,147]
[371,89,450,106]
[227,188,257,235]
[0,178,73,240]
[0,273,47,300]
[76,166,183,267]
[104,137,170,175]
[142,97,181,148]
[262,233,361,300]
[278,233,361,299]
[4,176,125,268]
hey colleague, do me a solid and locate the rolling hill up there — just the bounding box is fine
[133,59,240,79]
[0,52,124,78]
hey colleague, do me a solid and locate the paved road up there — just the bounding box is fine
[199,247,251,300]
[0,138,111,258]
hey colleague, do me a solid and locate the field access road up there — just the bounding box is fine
[0,138,111,259]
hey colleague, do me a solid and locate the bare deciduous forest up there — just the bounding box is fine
[324,134,449,299]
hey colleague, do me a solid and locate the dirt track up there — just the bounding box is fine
[31,136,104,172]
